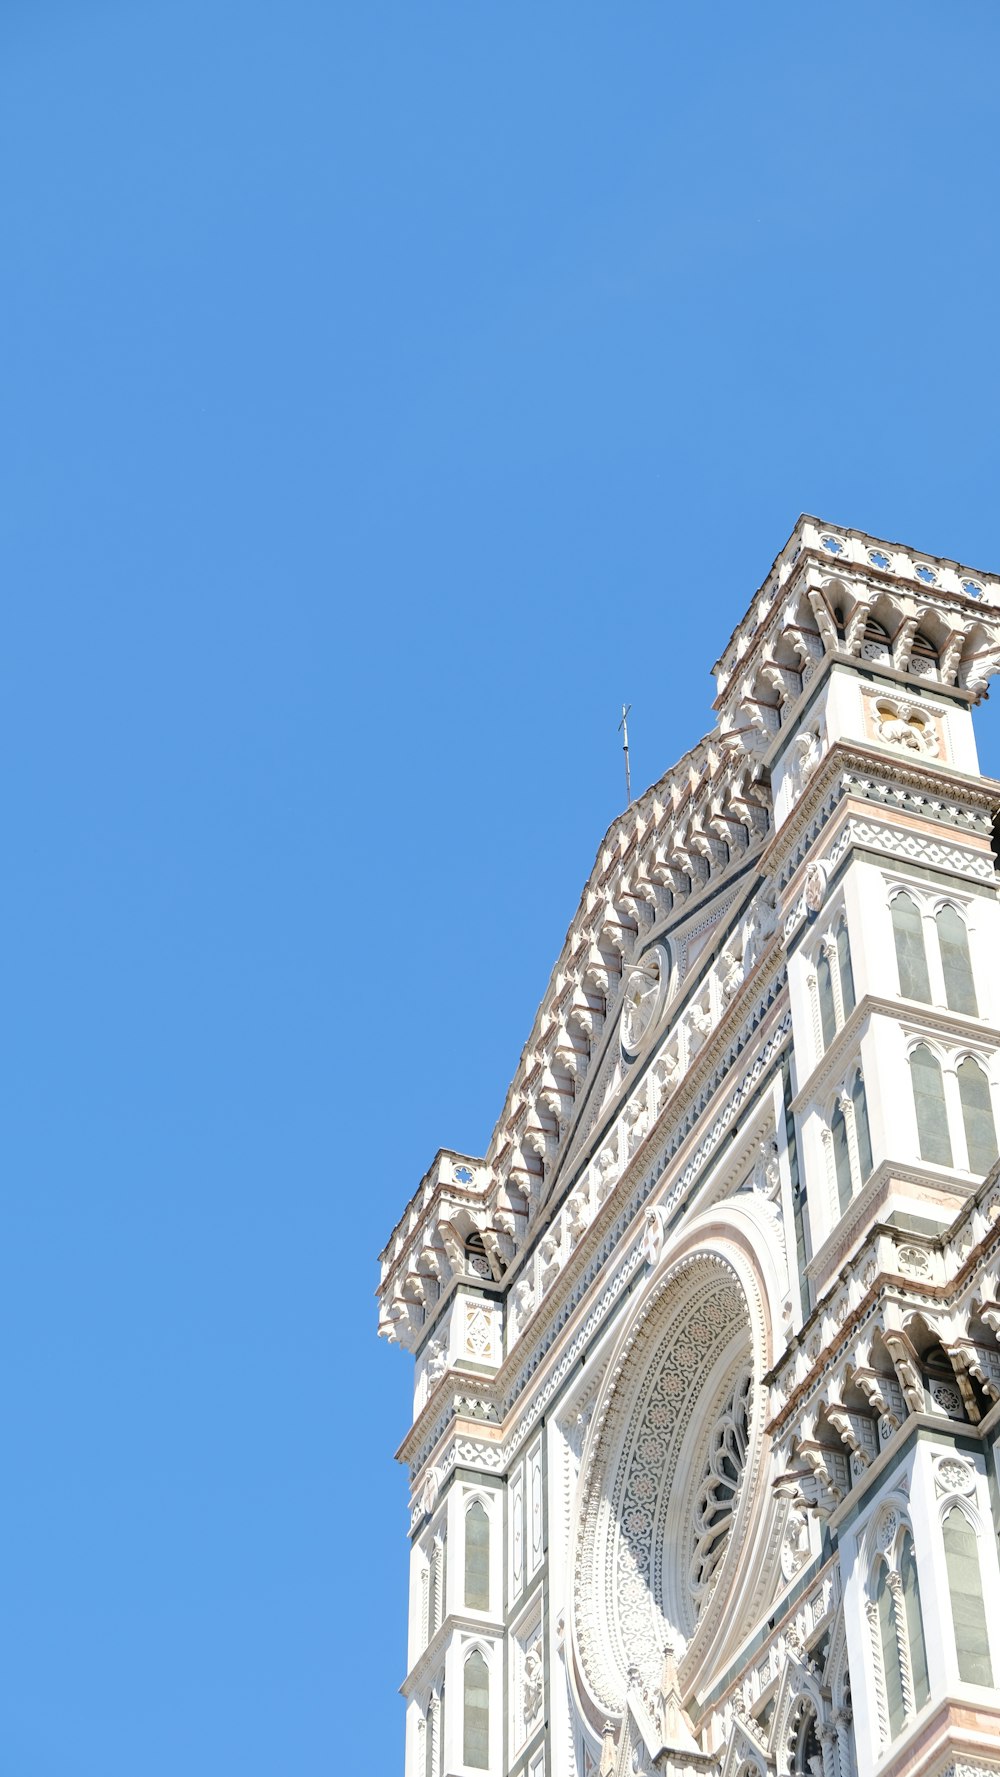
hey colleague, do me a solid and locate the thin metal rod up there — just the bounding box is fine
[618,703,632,807]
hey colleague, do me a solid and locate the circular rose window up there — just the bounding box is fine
[572,1255,764,1717]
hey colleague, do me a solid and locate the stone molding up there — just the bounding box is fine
[765,1164,1000,1515]
[402,1005,793,1497]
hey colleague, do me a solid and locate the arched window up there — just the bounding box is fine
[818,949,838,1050]
[463,1650,490,1769]
[942,1506,992,1685]
[957,1057,997,1176]
[852,1070,873,1183]
[832,1100,853,1214]
[875,1558,905,1737]
[892,893,931,1002]
[899,1532,929,1710]
[937,906,978,1016]
[910,1044,953,1167]
[870,1521,930,1743]
[791,1705,822,1777]
[464,1501,490,1611]
[837,917,856,1017]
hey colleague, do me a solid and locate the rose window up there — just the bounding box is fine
[689,1367,753,1601]
[572,1257,764,1716]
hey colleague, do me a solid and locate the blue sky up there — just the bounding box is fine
[3,3,1000,1772]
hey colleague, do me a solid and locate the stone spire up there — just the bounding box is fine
[656,1642,702,1758]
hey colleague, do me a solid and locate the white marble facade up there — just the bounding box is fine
[378,518,1000,1777]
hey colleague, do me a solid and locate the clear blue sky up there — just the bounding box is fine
[3,4,1000,1772]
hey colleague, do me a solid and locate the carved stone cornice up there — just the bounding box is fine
[713,517,1000,757]
[400,996,793,1491]
[402,1609,504,1699]
[764,1165,1000,1510]
[790,993,1000,1116]
[762,739,999,897]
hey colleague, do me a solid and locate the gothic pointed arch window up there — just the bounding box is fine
[837,916,856,1017]
[868,1513,929,1743]
[817,950,837,1051]
[910,1043,953,1167]
[463,1649,490,1768]
[851,1070,873,1183]
[957,1056,998,1176]
[789,1701,822,1777]
[831,1100,853,1215]
[943,1505,992,1685]
[936,904,978,1016]
[827,1067,873,1216]
[899,1532,929,1711]
[464,1500,490,1611]
[810,906,857,1057]
[892,892,931,1002]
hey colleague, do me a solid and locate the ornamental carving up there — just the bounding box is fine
[934,1454,975,1496]
[641,1206,668,1269]
[572,1253,769,1716]
[464,1301,495,1360]
[621,947,668,1059]
[522,1637,543,1728]
[780,1505,810,1581]
[872,696,940,758]
[690,1368,753,1601]
[803,860,829,913]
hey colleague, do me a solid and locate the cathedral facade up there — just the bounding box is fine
[377,518,1000,1777]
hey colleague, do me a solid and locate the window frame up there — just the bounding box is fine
[462,1495,492,1614]
[461,1642,492,1772]
[823,1063,875,1216]
[807,902,858,1062]
[884,875,986,1021]
[863,1503,930,1746]
[902,1032,1000,1176]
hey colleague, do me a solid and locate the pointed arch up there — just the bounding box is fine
[943,1503,992,1685]
[851,1070,873,1184]
[899,1531,929,1710]
[464,1499,490,1610]
[463,1648,490,1768]
[936,903,977,1016]
[817,949,837,1050]
[910,1043,952,1167]
[957,1055,997,1175]
[892,892,931,1002]
[831,1099,853,1213]
[837,916,856,1018]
